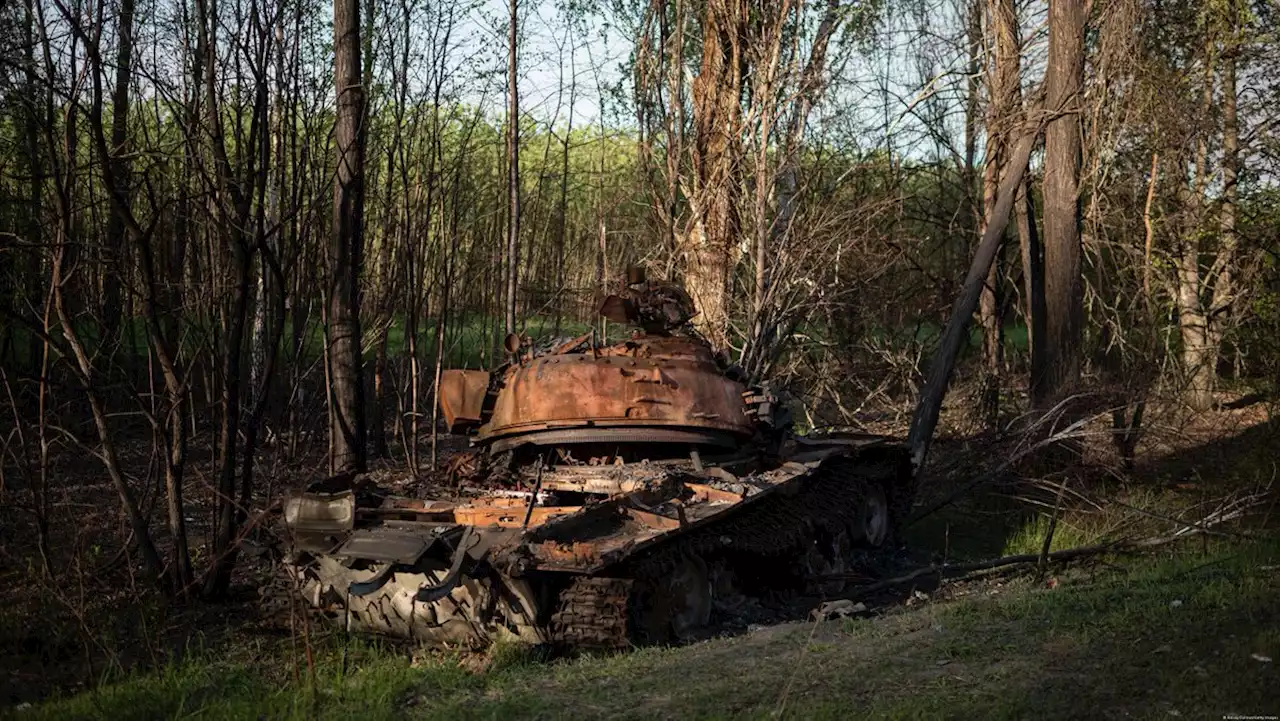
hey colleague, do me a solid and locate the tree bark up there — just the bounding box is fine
[1208,30,1239,387]
[22,0,42,373]
[1037,0,1085,407]
[1017,177,1045,395]
[978,0,1024,425]
[685,0,744,349]
[505,0,520,337]
[329,0,367,474]
[101,0,135,345]
[1177,50,1217,411]
[909,104,1046,472]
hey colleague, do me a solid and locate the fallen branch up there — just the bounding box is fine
[823,541,1124,595]
[824,493,1271,595]
[908,400,1104,526]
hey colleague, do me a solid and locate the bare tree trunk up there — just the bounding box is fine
[968,0,996,426]
[1017,177,1046,395]
[505,0,520,337]
[978,0,1024,425]
[1208,33,1239,384]
[26,2,50,563]
[101,0,135,344]
[395,0,421,473]
[231,0,279,592]
[748,1,787,365]
[371,333,389,457]
[22,0,42,374]
[555,45,575,335]
[1037,0,1085,407]
[665,0,687,255]
[51,0,180,585]
[685,0,744,349]
[52,237,164,579]
[207,239,251,593]
[909,105,1045,472]
[1177,53,1217,411]
[329,0,367,474]
[1177,248,1213,409]
[963,0,981,265]
[197,0,263,597]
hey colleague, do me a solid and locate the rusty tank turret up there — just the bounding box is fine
[280,271,913,648]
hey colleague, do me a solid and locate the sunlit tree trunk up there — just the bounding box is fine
[1037,0,1085,407]
[329,0,368,474]
[685,0,744,349]
[977,0,1023,425]
[1210,30,1239,380]
[1176,50,1217,412]
[505,0,520,337]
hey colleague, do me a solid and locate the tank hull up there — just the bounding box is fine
[280,312,913,649]
[280,436,911,648]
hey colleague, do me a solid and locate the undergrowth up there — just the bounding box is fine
[25,536,1279,720]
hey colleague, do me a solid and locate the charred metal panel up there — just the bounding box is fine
[336,529,434,563]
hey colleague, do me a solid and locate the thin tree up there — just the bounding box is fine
[976,0,1024,425]
[1037,0,1085,406]
[329,0,368,474]
[101,0,135,345]
[505,0,520,337]
[684,0,743,349]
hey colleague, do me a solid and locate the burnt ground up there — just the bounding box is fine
[2,394,1278,714]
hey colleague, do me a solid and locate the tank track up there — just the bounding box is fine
[550,577,634,649]
[544,451,907,648]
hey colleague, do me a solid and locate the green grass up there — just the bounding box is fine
[284,311,592,371]
[27,538,1280,720]
[6,308,1030,379]
[1000,513,1100,556]
[1,312,594,376]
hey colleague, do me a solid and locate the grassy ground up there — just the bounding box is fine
[24,538,1279,721]
[0,311,595,376]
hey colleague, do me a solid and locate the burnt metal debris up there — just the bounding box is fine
[280,271,913,649]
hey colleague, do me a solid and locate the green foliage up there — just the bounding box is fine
[1001,514,1097,557]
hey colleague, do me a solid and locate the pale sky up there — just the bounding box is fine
[450,0,1052,161]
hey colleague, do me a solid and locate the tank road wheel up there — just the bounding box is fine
[853,483,891,548]
[801,528,852,596]
[666,555,713,640]
[634,554,713,644]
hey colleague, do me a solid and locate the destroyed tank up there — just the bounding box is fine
[281,272,913,649]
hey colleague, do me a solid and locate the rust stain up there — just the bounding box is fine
[532,541,602,566]
[438,369,489,431]
[625,507,682,530]
[478,335,754,445]
[685,483,744,505]
[453,499,583,529]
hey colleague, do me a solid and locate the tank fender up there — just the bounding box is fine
[415,527,480,603]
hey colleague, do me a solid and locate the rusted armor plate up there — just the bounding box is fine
[479,336,754,446]
[438,369,490,431]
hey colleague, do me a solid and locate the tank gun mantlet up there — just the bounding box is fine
[597,266,698,336]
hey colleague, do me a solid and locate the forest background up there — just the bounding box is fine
[0,0,1278,705]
